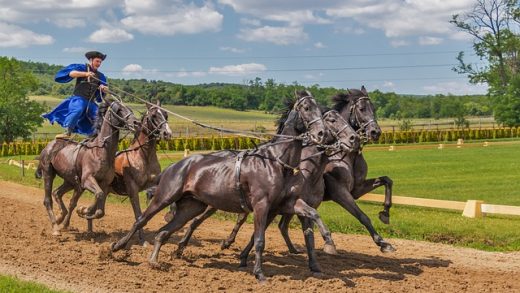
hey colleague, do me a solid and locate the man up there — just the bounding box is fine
[43,51,109,138]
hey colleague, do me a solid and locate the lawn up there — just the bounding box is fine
[0,275,66,293]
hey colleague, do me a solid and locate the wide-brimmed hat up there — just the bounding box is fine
[85,51,106,60]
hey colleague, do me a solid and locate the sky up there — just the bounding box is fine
[0,0,489,95]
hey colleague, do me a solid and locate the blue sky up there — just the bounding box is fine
[0,0,488,95]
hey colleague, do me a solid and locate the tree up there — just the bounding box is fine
[0,57,45,143]
[451,0,520,125]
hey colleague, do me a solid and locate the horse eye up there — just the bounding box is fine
[304,106,309,111]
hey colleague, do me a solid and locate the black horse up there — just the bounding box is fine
[172,108,361,275]
[214,86,395,254]
[276,86,395,253]
[111,91,327,281]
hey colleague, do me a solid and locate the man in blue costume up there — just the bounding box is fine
[43,51,109,138]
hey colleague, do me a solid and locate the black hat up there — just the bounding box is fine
[85,51,106,60]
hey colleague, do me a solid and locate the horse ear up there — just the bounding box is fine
[361,85,367,95]
[305,90,312,97]
[146,102,152,109]
[156,99,161,106]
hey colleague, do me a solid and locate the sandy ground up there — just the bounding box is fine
[0,180,519,292]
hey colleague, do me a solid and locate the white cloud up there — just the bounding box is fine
[419,36,443,46]
[390,39,410,47]
[238,26,308,45]
[121,3,223,36]
[220,46,246,53]
[0,22,54,47]
[122,64,143,74]
[53,18,86,28]
[175,69,207,78]
[334,26,365,35]
[0,0,115,26]
[88,28,134,43]
[423,81,488,95]
[209,63,267,76]
[63,47,91,53]
[314,42,326,48]
[326,0,475,39]
[240,18,261,26]
[381,81,396,89]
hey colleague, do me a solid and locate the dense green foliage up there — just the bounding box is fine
[0,57,46,143]
[2,126,519,156]
[17,58,491,119]
[452,0,520,126]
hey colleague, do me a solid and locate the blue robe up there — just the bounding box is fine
[42,64,107,136]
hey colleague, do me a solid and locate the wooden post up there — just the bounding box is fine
[184,149,190,158]
[462,200,484,218]
[21,160,25,177]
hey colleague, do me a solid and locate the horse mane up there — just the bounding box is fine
[275,96,297,135]
[331,89,365,113]
[92,101,110,136]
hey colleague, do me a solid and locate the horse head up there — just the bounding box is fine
[290,90,326,144]
[333,86,381,142]
[102,99,140,133]
[322,109,360,152]
[143,100,172,140]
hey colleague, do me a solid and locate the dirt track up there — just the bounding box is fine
[1,180,519,292]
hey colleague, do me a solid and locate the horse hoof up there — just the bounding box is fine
[52,229,61,236]
[323,243,338,255]
[289,248,302,254]
[311,271,323,278]
[220,240,231,250]
[380,243,396,253]
[239,259,248,268]
[379,211,390,225]
[255,273,267,284]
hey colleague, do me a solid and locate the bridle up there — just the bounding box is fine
[142,106,168,140]
[293,95,322,130]
[103,101,136,132]
[348,96,377,142]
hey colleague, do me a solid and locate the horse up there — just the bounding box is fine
[171,108,361,275]
[274,86,395,253]
[212,86,395,254]
[36,99,139,235]
[109,100,172,244]
[111,90,328,281]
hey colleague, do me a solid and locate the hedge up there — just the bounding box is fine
[2,127,520,157]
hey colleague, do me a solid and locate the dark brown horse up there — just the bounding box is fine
[111,91,327,281]
[109,100,172,244]
[212,86,395,254]
[172,108,361,274]
[276,86,395,253]
[36,99,139,235]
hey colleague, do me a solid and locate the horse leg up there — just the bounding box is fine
[42,170,60,235]
[111,187,180,252]
[77,175,105,221]
[251,200,270,282]
[52,182,74,225]
[60,187,84,230]
[278,214,301,254]
[292,198,337,255]
[351,176,393,224]
[331,188,395,253]
[297,215,321,274]
[239,212,277,268]
[149,198,208,266]
[221,212,248,250]
[173,206,217,258]
[126,180,146,245]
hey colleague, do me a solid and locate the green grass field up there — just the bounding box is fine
[0,275,65,293]
[1,140,519,251]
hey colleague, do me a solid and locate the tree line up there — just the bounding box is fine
[20,59,491,119]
